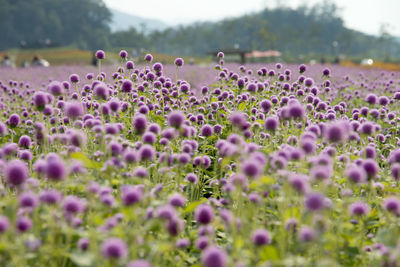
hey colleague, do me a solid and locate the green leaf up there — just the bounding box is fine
[261,245,279,261]
[184,198,207,213]
[69,252,94,266]
[238,102,246,111]
[70,152,101,169]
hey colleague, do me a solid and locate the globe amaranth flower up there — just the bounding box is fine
[251,229,271,246]
[4,159,29,186]
[201,246,227,267]
[348,202,370,216]
[195,204,214,224]
[100,238,127,259]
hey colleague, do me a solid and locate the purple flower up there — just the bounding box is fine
[78,238,90,251]
[119,50,128,58]
[201,246,227,267]
[16,216,32,232]
[121,80,133,93]
[65,102,84,120]
[48,81,64,96]
[305,193,325,211]
[168,193,186,207]
[195,204,214,224]
[63,195,85,214]
[18,135,32,148]
[264,117,279,131]
[349,202,370,216]
[168,111,185,128]
[100,238,127,259]
[298,226,315,242]
[200,124,214,137]
[8,113,20,127]
[383,197,400,216]
[133,114,147,133]
[144,54,153,62]
[95,50,105,59]
[346,165,367,183]
[0,215,10,233]
[138,144,155,161]
[4,159,29,186]
[174,58,184,67]
[241,159,263,178]
[19,191,39,209]
[127,260,152,267]
[251,229,271,246]
[121,185,143,206]
[46,156,67,181]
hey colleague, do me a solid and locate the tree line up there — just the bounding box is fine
[0,0,398,61]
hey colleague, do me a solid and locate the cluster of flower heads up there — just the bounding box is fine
[0,49,400,266]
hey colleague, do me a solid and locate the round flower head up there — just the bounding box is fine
[33,91,49,108]
[119,50,128,58]
[299,64,307,73]
[241,159,263,178]
[78,238,90,251]
[65,102,84,120]
[127,260,152,267]
[174,58,184,67]
[298,226,315,242]
[95,50,105,59]
[168,111,185,128]
[4,159,29,186]
[18,135,32,148]
[63,195,86,214]
[264,117,279,131]
[100,238,127,259]
[201,246,227,267]
[305,192,325,211]
[346,165,367,183]
[39,189,62,205]
[93,82,109,100]
[200,124,213,137]
[16,216,32,232]
[46,157,67,181]
[19,191,39,208]
[8,113,20,128]
[133,114,147,134]
[138,144,155,161]
[362,159,379,180]
[69,74,80,83]
[251,229,271,246]
[288,103,305,120]
[121,79,133,93]
[144,54,153,62]
[304,78,314,87]
[0,215,10,233]
[48,81,64,96]
[121,185,143,205]
[168,193,186,207]
[126,61,134,69]
[349,202,370,216]
[383,197,400,216]
[195,204,214,224]
[322,68,330,76]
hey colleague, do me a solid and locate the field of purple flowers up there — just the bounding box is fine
[0,50,400,267]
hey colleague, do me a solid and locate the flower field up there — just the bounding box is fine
[0,50,400,266]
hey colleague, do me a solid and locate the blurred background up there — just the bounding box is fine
[0,0,399,69]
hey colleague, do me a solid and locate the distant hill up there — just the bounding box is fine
[110,8,168,32]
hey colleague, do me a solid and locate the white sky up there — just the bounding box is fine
[104,0,400,36]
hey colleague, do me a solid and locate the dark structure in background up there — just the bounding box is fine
[210,49,251,64]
